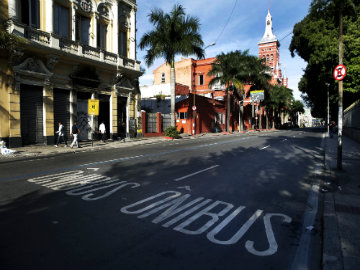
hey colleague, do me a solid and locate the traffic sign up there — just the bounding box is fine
[88,99,99,116]
[250,90,264,102]
[333,64,347,81]
[192,105,197,111]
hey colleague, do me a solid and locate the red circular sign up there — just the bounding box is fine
[333,64,347,81]
[192,106,197,111]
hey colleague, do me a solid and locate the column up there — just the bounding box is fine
[70,89,77,127]
[43,79,54,145]
[93,14,98,48]
[8,82,21,147]
[126,92,132,137]
[71,1,77,41]
[111,90,118,139]
[8,0,17,18]
[46,0,54,33]
[129,7,136,59]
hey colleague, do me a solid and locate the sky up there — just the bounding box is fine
[136,0,313,101]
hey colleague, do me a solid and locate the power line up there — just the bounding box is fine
[214,0,238,44]
[279,32,292,42]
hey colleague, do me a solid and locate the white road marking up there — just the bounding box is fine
[87,168,99,171]
[177,186,191,191]
[120,190,292,256]
[174,165,220,181]
[260,145,270,150]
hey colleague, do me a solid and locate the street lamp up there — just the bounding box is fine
[192,42,216,135]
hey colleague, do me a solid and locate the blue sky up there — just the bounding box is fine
[136,0,313,101]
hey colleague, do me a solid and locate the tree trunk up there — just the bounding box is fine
[226,88,230,132]
[170,61,176,127]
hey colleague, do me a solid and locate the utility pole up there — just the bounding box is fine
[327,83,330,135]
[337,2,343,170]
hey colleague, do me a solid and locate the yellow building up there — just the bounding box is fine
[0,0,141,147]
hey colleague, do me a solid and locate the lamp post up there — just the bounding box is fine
[326,83,330,135]
[192,42,216,135]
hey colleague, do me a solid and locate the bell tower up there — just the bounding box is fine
[258,7,286,86]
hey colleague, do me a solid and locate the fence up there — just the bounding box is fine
[344,100,360,143]
[142,112,171,137]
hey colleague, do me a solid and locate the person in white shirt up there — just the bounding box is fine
[55,121,68,147]
[99,121,106,142]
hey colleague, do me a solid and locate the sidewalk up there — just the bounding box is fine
[322,134,360,270]
[0,129,280,163]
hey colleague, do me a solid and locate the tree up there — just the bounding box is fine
[264,85,294,127]
[139,4,204,126]
[290,100,305,126]
[289,0,360,118]
[208,50,271,131]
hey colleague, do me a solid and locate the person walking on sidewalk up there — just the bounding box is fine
[329,120,336,138]
[55,121,68,147]
[70,121,81,148]
[99,121,106,143]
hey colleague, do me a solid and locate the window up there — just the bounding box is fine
[161,73,165,83]
[54,3,69,38]
[199,74,204,85]
[271,54,274,61]
[97,22,107,49]
[119,28,128,57]
[20,0,40,28]
[266,55,269,62]
[75,14,90,45]
[177,112,188,119]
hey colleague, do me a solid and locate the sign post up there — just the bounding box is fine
[333,64,346,170]
[88,99,99,146]
[250,90,264,130]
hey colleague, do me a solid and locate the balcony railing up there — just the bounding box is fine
[9,19,140,72]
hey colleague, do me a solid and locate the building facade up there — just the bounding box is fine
[258,10,287,87]
[0,0,141,147]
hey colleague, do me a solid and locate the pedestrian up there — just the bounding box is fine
[70,121,81,148]
[55,121,68,147]
[99,121,106,142]
[329,120,336,138]
[119,121,126,142]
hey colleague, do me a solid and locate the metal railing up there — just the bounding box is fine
[8,19,140,71]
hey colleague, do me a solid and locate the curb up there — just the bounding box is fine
[322,136,343,270]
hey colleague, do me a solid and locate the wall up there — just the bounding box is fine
[0,59,12,140]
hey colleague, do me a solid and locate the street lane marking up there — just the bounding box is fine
[120,190,292,256]
[260,145,270,150]
[174,165,220,181]
[87,168,99,171]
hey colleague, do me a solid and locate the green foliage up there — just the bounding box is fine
[208,50,271,97]
[289,0,360,117]
[291,100,305,114]
[164,126,180,138]
[139,4,204,68]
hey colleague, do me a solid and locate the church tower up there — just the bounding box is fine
[258,9,287,86]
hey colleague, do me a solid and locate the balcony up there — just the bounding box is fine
[8,19,140,72]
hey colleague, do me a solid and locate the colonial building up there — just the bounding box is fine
[0,0,141,147]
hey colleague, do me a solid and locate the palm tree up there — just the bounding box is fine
[208,50,271,131]
[139,4,204,126]
[208,51,245,131]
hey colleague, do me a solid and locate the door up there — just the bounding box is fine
[20,84,43,145]
[77,92,92,140]
[54,89,70,139]
[99,95,110,139]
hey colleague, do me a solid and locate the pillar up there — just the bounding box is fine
[43,79,54,145]
[45,0,53,33]
[111,90,118,139]
[129,7,136,59]
[8,82,21,147]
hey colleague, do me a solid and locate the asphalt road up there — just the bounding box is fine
[0,129,324,269]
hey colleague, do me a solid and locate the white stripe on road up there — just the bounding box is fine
[174,165,220,181]
[260,145,270,150]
